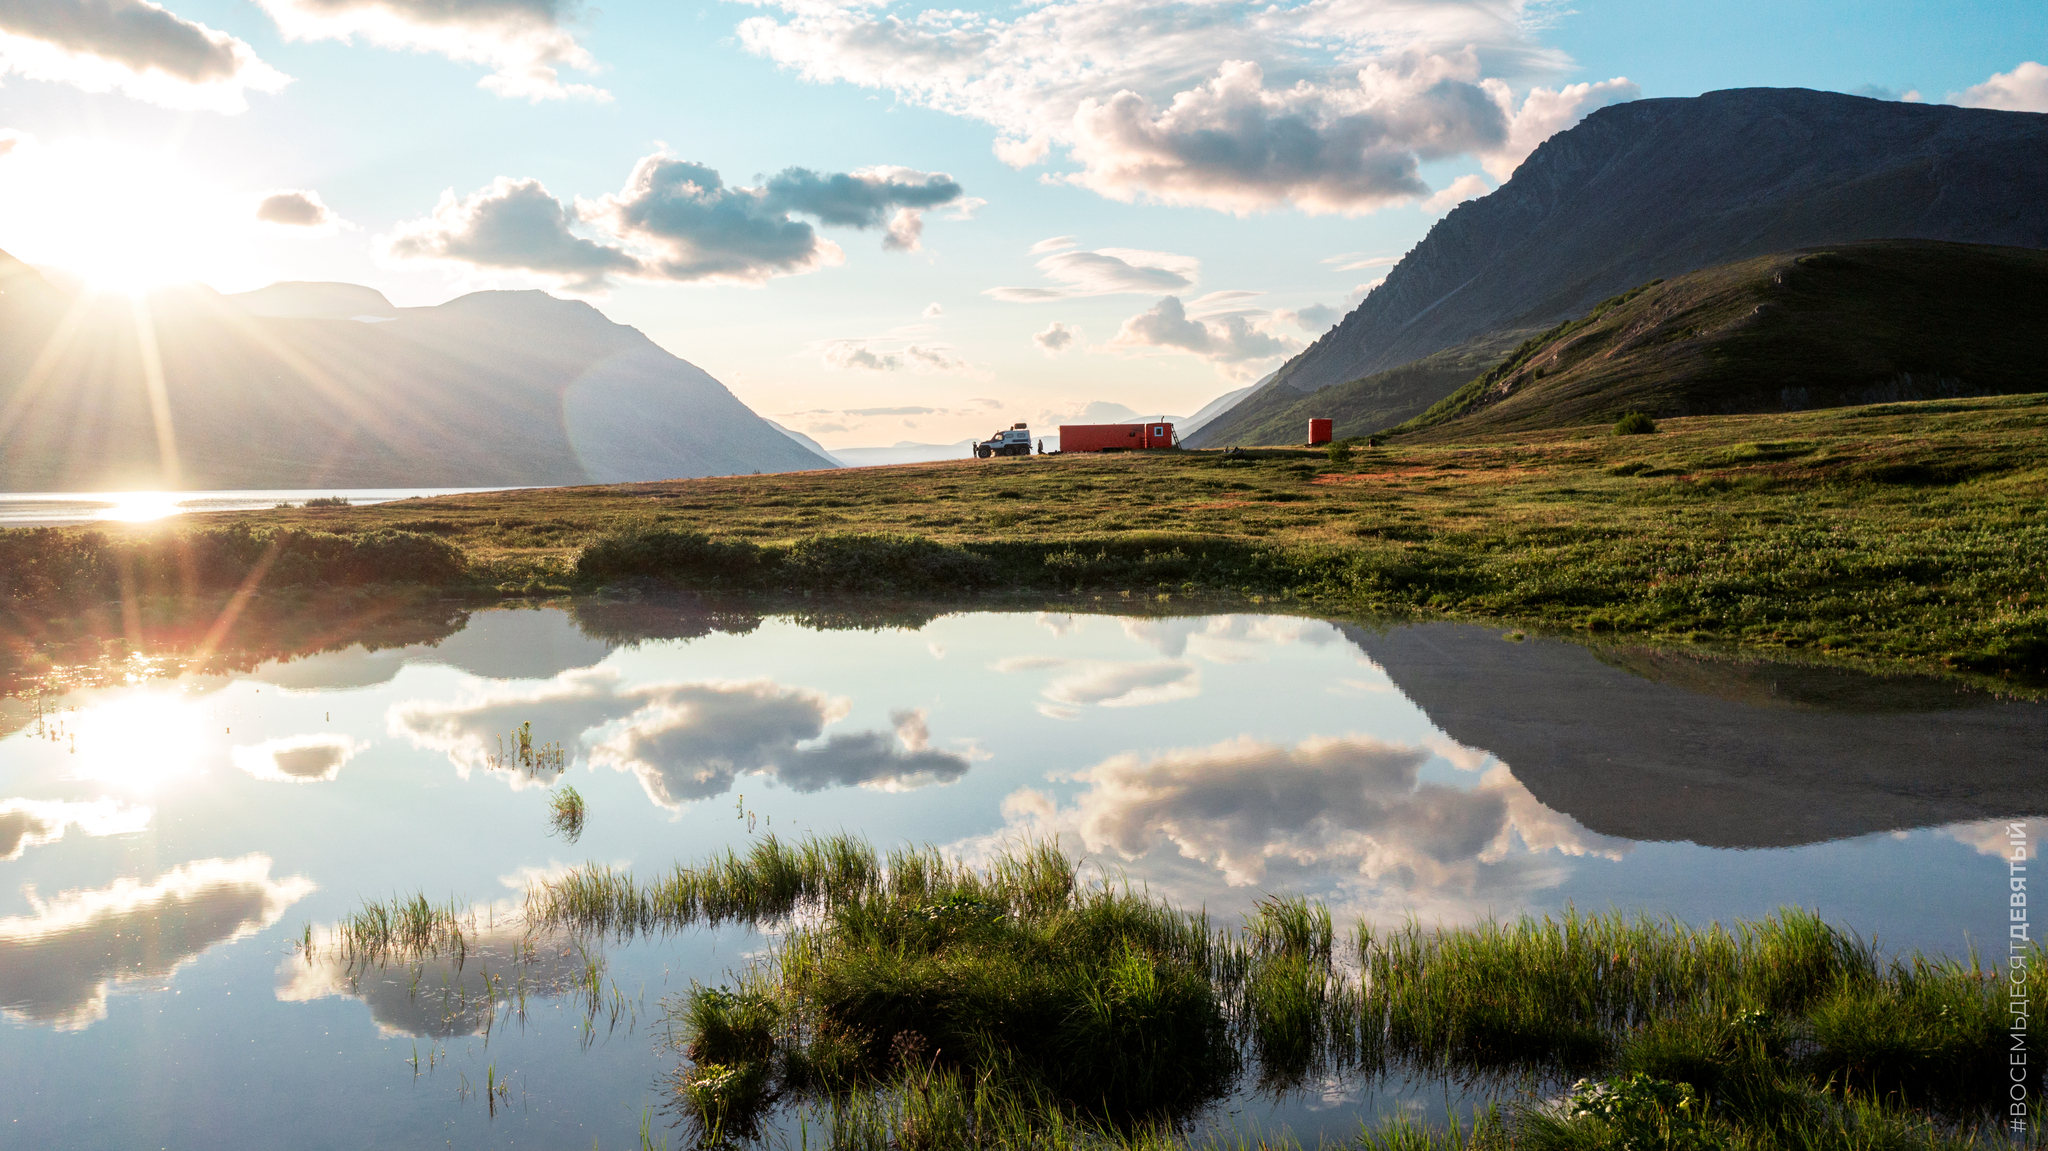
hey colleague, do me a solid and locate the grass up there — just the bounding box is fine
[549,784,587,842]
[337,891,469,962]
[526,836,2026,1150]
[2,391,2044,689]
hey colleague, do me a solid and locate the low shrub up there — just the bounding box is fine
[1615,412,1660,435]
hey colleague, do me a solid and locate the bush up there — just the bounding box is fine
[1615,411,1660,435]
[1327,441,1355,466]
[779,533,995,594]
[573,528,764,586]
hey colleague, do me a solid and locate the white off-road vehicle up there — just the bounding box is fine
[974,423,1034,458]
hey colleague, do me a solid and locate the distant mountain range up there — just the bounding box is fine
[1191,88,2048,447]
[0,258,834,491]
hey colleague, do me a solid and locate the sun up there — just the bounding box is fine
[0,135,265,296]
[64,689,214,795]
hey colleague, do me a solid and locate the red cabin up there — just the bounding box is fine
[1059,422,1177,452]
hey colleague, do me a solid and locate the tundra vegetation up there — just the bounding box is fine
[511,835,2020,1149]
[0,392,2042,690]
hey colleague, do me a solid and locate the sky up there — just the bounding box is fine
[0,0,2042,450]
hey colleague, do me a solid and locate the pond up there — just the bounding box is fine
[1,600,2039,1148]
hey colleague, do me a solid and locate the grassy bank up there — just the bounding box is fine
[522,835,2018,1149]
[3,391,2043,687]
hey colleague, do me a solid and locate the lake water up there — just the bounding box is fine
[0,487,522,527]
[2,602,2040,1148]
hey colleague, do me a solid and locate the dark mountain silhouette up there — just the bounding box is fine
[1340,622,2048,849]
[1394,239,2048,437]
[0,259,834,490]
[1191,88,2048,447]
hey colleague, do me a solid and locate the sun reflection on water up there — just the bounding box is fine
[91,492,187,523]
[63,691,212,793]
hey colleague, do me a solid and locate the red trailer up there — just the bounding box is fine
[1308,418,1333,446]
[1059,422,1177,452]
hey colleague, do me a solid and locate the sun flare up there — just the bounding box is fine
[65,692,213,794]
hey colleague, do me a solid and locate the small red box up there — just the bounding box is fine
[1308,418,1333,446]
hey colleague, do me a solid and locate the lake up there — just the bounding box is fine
[1,601,2038,1148]
[0,487,522,528]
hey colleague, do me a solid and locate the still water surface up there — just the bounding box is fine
[0,487,520,527]
[2,604,2040,1147]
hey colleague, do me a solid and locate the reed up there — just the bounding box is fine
[337,891,468,961]
[549,784,586,842]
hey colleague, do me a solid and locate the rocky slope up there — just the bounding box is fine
[1397,239,2048,437]
[1192,88,2048,447]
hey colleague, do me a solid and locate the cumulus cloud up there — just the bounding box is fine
[960,735,1632,921]
[0,0,289,111]
[1477,76,1640,179]
[1950,61,2048,112]
[1034,321,1078,354]
[735,0,1632,214]
[383,176,641,293]
[0,855,314,1029]
[255,0,607,101]
[383,155,967,292]
[988,244,1200,302]
[923,302,944,317]
[230,734,368,783]
[279,920,596,1037]
[389,669,972,809]
[1421,173,1490,212]
[254,188,336,229]
[1109,295,1301,379]
[0,798,153,861]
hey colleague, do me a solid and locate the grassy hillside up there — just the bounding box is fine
[1396,240,2048,438]
[1184,328,1533,448]
[4,391,2043,689]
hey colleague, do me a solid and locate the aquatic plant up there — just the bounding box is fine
[523,836,2020,1149]
[337,891,468,961]
[548,784,586,842]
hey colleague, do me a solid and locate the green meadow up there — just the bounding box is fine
[2,391,2042,690]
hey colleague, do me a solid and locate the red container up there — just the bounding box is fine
[1059,422,1177,452]
[1308,418,1333,446]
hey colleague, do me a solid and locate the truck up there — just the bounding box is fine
[974,423,1034,458]
[1058,422,1177,452]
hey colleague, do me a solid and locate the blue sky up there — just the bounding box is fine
[0,0,2040,448]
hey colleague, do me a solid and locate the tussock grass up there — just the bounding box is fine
[525,837,2024,1148]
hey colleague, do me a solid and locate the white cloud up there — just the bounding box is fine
[954,735,1631,922]
[254,188,339,231]
[383,154,967,292]
[0,0,288,112]
[736,0,1631,214]
[822,339,979,375]
[922,301,944,317]
[993,655,1201,709]
[1,855,313,1029]
[1030,234,1079,254]
[388,668,972,809]
[1950,61,2048,112]
[1421,172,1491,212]
[1034,320,1077,354]
[231,734,368,783]
[988,245,1200,302]
[255,0,608,102]
[1109,295,1301,379]
[1478,76,1640,179]
[0,798,153,861]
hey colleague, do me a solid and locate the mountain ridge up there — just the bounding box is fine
[1191,87,2048,447]
[0,262,833,490]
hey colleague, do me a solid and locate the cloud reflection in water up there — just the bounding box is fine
[0,798,153,861]
[231,734,369,783]
[278,924,602,1039]
[0,855,315,1029]
[975,735,1630,922]
[390,669,972,807]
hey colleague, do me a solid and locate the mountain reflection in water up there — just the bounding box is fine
[0,598,2039,1148]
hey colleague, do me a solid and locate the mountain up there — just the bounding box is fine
[0,260,832,490]
[830,441,978,467]
[1396,239,2048,438]
[1342,622,2048,848]
[768,421,843,468]
[1177,381,1261,439]
[1191,87,2048,447]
